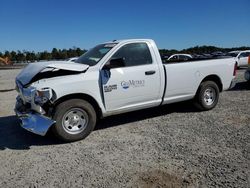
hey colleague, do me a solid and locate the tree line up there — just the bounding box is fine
[0,47,87,64]
[0,45,249,64]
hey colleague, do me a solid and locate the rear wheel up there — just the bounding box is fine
[52,99,96,142]
[245,70,250,83]
[194,81,219,111]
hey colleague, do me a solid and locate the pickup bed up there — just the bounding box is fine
[15,39,236,141]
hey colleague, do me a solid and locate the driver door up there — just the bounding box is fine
[100,42,161,112]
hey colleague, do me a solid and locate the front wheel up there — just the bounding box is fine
[194,81,219,111]
[52,99,96,142]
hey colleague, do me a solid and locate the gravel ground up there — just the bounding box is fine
[0,68,249,187]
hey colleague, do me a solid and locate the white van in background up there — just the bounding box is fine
[228,50,250,68]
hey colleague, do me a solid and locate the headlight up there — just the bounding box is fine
[34,88,52,105]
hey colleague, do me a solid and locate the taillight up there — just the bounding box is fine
[233,62,237,76]
[248,55,250,65]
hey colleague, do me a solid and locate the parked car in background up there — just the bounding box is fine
[211,51,228,58]
[227,51,240,57]
[228,50,250,68]
[167,54,193,62]
[67,57,79,62]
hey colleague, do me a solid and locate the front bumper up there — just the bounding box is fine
[15,98,55,136]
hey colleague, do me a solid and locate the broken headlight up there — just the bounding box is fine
[34,88,52,105]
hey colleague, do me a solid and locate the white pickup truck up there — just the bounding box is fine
[15,39,236,141]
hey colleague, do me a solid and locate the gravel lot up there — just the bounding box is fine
[0,68,249,187]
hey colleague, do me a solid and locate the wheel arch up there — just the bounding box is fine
[53,93,103,118]
[198,74,223,93]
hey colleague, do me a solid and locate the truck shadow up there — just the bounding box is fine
[0,116,63,150]
[0,101,197,150]
[95,101,198,130]
[230,81,250,91]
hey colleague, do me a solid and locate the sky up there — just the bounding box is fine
[0,0,249,52]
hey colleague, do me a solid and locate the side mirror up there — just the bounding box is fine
[103,58,125,69]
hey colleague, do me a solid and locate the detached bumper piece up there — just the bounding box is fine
[15,98,55,136]
[229,79,237,89]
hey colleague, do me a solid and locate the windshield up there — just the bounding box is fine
[75,43,117,66]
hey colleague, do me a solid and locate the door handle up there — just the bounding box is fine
[145,70,156,75]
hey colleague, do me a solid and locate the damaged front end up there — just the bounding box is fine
[15,81,55,136]
[14,61,89,136]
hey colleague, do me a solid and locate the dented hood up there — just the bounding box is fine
[16,61,89,86]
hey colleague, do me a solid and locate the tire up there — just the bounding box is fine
[194,81,219,111]
[52,99,96,142]
[245,70,250,83]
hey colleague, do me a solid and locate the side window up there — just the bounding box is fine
[245,52,250,57]
[239,52,249,58]
[111,43,152,67]
[172,55,178,60]
[184,55,192,61]
[179,55,188,61]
